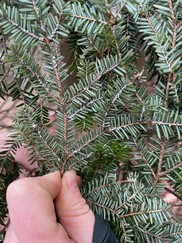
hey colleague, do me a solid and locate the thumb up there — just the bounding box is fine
[55,170,95,243]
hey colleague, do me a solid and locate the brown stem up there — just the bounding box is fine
[160,161,182,176]
[158,142,166,174]
[164,74,171,108]
[154,140,166,185]
[113,0,128,23]
[168,0,177,49]
[133,138,155,178]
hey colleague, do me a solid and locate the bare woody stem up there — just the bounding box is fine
[152,140,166,187]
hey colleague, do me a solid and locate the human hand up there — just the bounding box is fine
[0,132,94,242]
[2,131,180,243]
[4,170,95,243]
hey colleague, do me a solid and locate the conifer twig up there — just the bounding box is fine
[153,140,166,186]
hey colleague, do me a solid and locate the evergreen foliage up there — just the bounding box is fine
[0,0,182,242]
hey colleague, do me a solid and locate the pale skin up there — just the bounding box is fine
[0,133,95,243]
[1,132,178,242]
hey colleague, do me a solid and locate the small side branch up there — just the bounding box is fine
[133,138,155,178]
[164,73,173,108]
[109,120,182,132]
[160,161,182,177]
[146,16,172,73]
[168,0,176,48]
[113,0,128,23]
[153,140,166,186]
